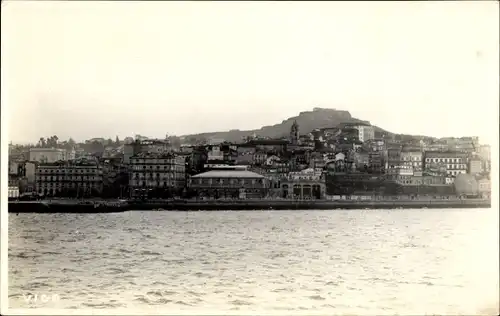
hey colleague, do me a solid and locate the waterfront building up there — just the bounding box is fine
[29,148,66,163]
[468,158,483,175]
[424,151,467,177]
[280,168,325,199]
[9,161,37,194]
[8,186,20,199]
[101,158,129,198]
[129,152,186,198]
[262,157,290,198]
[35,158,103,197]
[477,177,491,199]
[395,175,454,195]
[325,172,383,196]
[24,161,37,192]
[454,174,479,196]
[189,168,268,199]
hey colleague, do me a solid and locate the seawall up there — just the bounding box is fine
[8,199,491,213]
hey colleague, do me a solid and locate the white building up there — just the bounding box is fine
[424,152,467,177]
[352,124,375,143]
[29,148,66,163]
[8,186,20,198]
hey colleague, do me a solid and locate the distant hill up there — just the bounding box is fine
[181,107,393,143]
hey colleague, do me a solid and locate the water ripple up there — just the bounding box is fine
[8,209,499,314]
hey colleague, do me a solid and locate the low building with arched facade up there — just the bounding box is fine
[189,168,269,199]
[280,168,326,199]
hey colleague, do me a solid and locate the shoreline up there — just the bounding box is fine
[8,198,491,213]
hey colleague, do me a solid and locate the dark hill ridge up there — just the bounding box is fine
[181,107,393,143]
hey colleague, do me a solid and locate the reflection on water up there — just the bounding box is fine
[8,209,499,314]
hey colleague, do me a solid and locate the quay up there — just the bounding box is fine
[8,198,491,213]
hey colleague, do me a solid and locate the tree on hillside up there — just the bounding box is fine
[106,138,114,147]
[115,136,120,146]
[39,137,46,147]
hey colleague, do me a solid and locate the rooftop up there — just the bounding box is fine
[38,158,99,167]
[131,152,178,159]
[29,147,65,152]
[425,151,468,158]
[191,170,265,179]
[246,139,289,145]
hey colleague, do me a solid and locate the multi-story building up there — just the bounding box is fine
[289,150,310,171]
[478,144,491,162]
[9,160,37,194]
[468,158,483,175]
[354,150,370,171]
[123,139,174,164]
[441,136,479,153]
[368,150,384,173]
[364,139,386,152]
[207,145,224,161]
[400,150,423,175]
[424,151,467,178]
[357,124,375,143]
[477,177,491,198]
[35,158,103,197]
[340,122,375,143]
[386,148,402,178]
[252,151,268,166]
[129,152,186,198]
[189,167,268,199]
[261,156,290,197]
[29,148,66,163]
[309,152,325,172]
[235,145,255,165]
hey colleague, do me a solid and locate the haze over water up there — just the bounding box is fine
[8,209,499,315]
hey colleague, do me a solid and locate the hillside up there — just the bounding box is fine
[181,107,393,143]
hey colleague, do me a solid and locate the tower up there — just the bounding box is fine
[290,120,299,145]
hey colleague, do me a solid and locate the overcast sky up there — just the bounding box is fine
[2,1,499,144]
